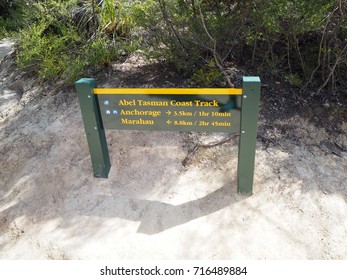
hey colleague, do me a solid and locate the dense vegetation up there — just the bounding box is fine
[0,0,346,94]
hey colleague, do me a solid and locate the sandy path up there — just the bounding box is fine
[0,41,346,260]
[0,39,14,60]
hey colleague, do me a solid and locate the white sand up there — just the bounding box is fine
[1,39,346,259]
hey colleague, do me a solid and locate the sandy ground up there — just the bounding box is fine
[0,39,347,259]
[0,39,14,58]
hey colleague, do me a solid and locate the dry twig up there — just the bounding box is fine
[182,134,239,166]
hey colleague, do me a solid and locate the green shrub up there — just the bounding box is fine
[285,73,303,87]
[191,59,222,86]
[12,0,144,84]
[4,0,347,90]
[16,20,81,79]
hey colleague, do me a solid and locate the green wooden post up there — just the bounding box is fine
[75,78,111,178]
[237,76,261,195]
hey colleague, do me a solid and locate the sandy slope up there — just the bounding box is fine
[0,39,347,259]
[0,39,14,59]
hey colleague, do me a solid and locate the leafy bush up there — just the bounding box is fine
[13,0,136,83]
[0,0,25,39]
[2,0,347,91]
[130,0,346,89]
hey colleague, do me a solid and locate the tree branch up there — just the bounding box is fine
[158,0,187,56]
[198,3,234,87]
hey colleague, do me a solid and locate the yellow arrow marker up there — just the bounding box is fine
[167,120,172,125]
[166,110,172,116]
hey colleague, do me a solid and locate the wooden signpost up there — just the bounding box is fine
[75,76,261,194]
